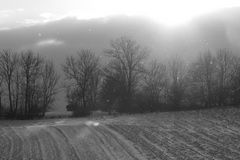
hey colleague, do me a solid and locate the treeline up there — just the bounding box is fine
[1,36,240,119]
[0,50,59,119]
[64,37,240,116]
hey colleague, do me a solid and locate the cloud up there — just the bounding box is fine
[22,13,66,27]
[36,39,64,47]
[16,8,24,12]
[39,12,64,22]
[0,9,14,18]
[0,27,10,31]
[0,8,24,17]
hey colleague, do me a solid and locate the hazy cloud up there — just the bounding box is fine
[36,39,64,47]
[16,8,24,12]
[0,27,10,31]
[0,10,240,111]
[0,9,14,17]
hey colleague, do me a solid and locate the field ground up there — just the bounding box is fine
[1,107,240,160]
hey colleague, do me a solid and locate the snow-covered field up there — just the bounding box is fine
[1,107,240,160]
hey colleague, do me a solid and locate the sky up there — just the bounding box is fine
[1,0,240,30]
[1,0,240,111]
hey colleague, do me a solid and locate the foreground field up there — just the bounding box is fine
[1,108,240,160]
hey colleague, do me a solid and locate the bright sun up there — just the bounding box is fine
[67,0,240,26]
[1,0,240,29]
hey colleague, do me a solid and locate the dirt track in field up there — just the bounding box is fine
[1,108,240,160]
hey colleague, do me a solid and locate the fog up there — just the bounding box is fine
[0,7,240,111]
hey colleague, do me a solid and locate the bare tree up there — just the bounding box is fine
[20,50,43,117]
[63,49,100,116]
[104,37,147,112]
[41,60,59,116]
[143,60,167,111]
[216,49,233,106]
[0,76,4,115]
[229,55,240,105]
[100,63,125,114]
[190,51,216,107]
[0,50,19,115]
[12,69,22,115]
[167,55,187,107]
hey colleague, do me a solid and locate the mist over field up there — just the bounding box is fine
[1,1,240,160]
[1,7,240,111]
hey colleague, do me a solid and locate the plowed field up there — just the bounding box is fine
[1,108,240,160]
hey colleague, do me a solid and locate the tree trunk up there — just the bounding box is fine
[0,93,2,116]
[8,80,13,114]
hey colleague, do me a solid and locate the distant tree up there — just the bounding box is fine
[40,60,59,116]
[12,68,22,116]
[0,76,4,115]
[189,51,216,107]
[215,49,233,106]
[143,60,167,111]
[0,50,19,116]
[63,49,100,116]
[104,37,147,112]
[229,55,240,105]
[167,55,187,107]
[20,50,43,117]
[100,62,125,114]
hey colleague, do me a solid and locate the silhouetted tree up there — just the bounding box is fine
[143,60,167,111]
[167,55,187,107]
[100,62,125,114]
[41,60,59,116]
[216,49,233,106]
[229,55,240,105]
[0,50,19,116]
[188,51,217,107]
[63,49,100,116]
[20,50,43,117]
[0,76,3,115]
[104,37,147,112]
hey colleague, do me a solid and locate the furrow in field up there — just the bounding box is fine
[100,124,147,160]
[108,124,175,160]
[70,124,108,160]
[93,125,143,160]
[52,124,102,160]
[37,128,64,160]
[50,124,103,160]
[146,116,240,160]
[8,127,24,160]
[139,125,205,160]
[176,118,240,154]
[5,127,16,160]
[27,132,43,160]
[141,125,211,160]
[50,126,81,160]
[73,125,114,160]
[0,128,12,160]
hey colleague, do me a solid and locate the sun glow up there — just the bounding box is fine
[1,0,240,29]
[65,0,240,26]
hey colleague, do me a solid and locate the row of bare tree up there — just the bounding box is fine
[0,50,59,119]
[63,37,240,116]
[2,37,238,118]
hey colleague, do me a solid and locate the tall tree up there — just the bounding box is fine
[0,76,4,115]
[104,37,147,112]
[63,49,100,116]
[143,60,167,111]
[229,55,240,105]
[168,55,186,107]
[0,50,19,115]
[190,51,216,107]
[20,50,43,117]
[41,60,59,116]
[216,49,233,106]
